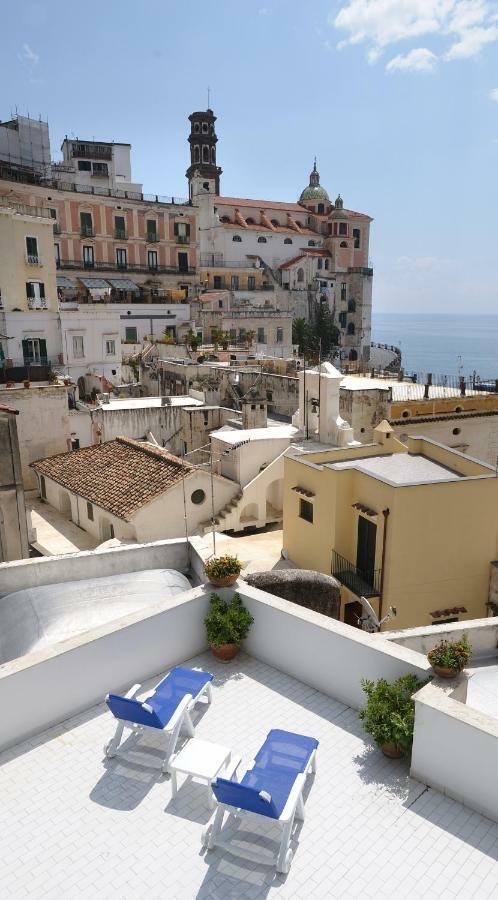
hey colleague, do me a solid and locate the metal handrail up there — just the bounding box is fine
[331,549,381,597]
[58,259,196,276]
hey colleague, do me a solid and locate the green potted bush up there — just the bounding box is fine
[427,633,472,678]
[204,592,254,662]
[204,554,242,587]
[358,674,427,758]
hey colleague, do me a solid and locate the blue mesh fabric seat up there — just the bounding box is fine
[206,729,318,873]
[104,667,214,771]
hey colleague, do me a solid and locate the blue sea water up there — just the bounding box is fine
[372,314,498,379]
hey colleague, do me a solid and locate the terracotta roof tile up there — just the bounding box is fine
[0,403,19,414]
[216,196,308,213]
[221,222,319,237]
[30,437,193,521]
[279,255,306,270]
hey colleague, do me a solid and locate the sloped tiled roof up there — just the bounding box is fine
[279,254,306,270]
[30,437,193,521]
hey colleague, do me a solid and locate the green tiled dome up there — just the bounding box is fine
[299,159,329,203]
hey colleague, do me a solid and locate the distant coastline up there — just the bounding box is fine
[372,313,498,378]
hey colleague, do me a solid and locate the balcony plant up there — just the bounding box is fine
[427,633,472,678]
[359,674,427,758]
[204,592,254,662]
[204,554,242,587]
[23,379,30,389]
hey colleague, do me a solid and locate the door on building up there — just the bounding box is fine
[356,516,377,584]
[177,252,188,273]
[22,338,47,366]
[344,600,363,628]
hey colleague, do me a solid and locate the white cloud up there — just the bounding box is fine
[331,0,498,71]
[445,24,498,58]
[489,88,498,101]
[18,43,39,65]
[386,47,437,72]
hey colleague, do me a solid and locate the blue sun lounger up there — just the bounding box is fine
[104,666,214,772]
[203,729,318,873]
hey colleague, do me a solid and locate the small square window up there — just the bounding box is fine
[299,498,314,523]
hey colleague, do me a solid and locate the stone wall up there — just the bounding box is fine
[0,385,72,488]
[339,386,392,442]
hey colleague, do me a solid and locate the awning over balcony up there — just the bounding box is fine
[107,278,140,292]
[56,276,76,289]
[78,277,111,290]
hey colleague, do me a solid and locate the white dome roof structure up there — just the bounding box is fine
[0,568,191,665]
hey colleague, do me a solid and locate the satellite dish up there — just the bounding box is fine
[359,596,379,626]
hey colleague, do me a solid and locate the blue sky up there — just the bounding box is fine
[3,0,498,313]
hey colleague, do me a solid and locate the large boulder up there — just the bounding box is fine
[245,569,341,619]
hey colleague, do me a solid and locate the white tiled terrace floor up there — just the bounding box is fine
[2,653,498,899]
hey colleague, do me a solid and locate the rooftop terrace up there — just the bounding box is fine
[4,650,498,899]
[2,540,498,897]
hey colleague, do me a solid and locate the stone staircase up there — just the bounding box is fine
[198,489,243,534]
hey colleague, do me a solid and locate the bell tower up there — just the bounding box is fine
[186,108,222,196]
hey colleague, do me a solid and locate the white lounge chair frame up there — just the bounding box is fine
[104,680,212,773]
[202,746,317,874]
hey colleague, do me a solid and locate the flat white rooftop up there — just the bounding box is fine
[98,396,203,411]
[211,425,297,444]
[329,453,463,485]
[3,651,498,898]
[340,375,480,401]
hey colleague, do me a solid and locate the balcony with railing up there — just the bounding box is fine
[331,550,381,598]
[27,297,48,310]
[176,235,190,245]
[58,259,196,276]
[25,254,41,266]
[114,228,127,239]
[80,226,95,238]
[146,231,158,242]
[71,143,112,161]
[200,255,256,269]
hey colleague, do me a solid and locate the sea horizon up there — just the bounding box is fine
[372,312,498,378]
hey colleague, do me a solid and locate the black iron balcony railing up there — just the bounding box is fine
[146,232,158,242]
[80,226,95,237]
[331,550,381,598]
[114,229,127,239]
[58,259,196,276]
[176,235,190,245]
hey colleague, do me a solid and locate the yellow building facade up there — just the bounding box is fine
[283,425,498,631]
[0,201,57,313]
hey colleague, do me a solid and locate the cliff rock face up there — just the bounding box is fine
[245,569,341,620]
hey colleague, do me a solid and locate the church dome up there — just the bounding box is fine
[299,159,329,203]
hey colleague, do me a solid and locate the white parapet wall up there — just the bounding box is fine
[0,538,192,595]
[379,617,498,661]
[411,679,498,823]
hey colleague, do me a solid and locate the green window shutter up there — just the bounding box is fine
[186,223,190,237]
[39,338,47,360]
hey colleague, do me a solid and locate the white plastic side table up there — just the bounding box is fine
[168,738,237,808]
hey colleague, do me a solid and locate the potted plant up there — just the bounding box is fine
[204,592,254,662]
[23,379,30,389]
[221,331,229,351]
[358,674,427,758]
[427,633,472,678]
[204,554,242,587]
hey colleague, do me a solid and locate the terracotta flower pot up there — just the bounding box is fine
[381,742,405,759]
[211,643,239,662]
[430,664,460,679]
[206,574,239,587]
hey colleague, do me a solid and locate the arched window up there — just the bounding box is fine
[348,299,356,312]
[202,146,209,163]
[284,238,292,244]
[340,241,348,248]
[220,215,231,223]
[202,123,208,133]
[193,146,200,164]
[194,123,200,133]
[347,322,355,335]
[246,217,255,225]
[317,203,325,215]
[297,268,304,283]
[211,147,216,163]
[308,240,315,247]
[257,236,267,243]
[271,219,279,227]
[232,234,242,242]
